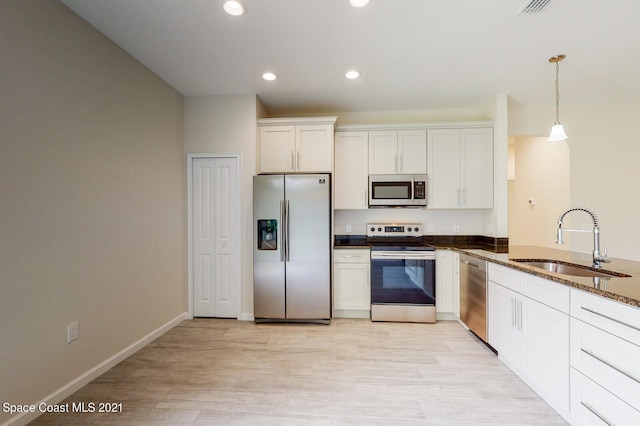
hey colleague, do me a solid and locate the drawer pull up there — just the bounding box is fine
[581,402,613,426]
[582,306,640,333]
[581,348,640,385]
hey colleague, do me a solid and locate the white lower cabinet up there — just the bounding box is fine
[488,263,570,420]
[569,288,640,425]
[333,249,370,318]
[436,250,456,320]
[571,369,640,425]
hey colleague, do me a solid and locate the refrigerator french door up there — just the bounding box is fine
[253,174,331,322]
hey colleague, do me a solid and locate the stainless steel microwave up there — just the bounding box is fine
[368,174,427,207]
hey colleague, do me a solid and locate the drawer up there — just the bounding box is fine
[571,317,640,410]
[522,273,569,314]
[488,263,525,294]
[571,288,640,347]
[488,263,569,313]
[334,249,370,263]
[571,368,640,425]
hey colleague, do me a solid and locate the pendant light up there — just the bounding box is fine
[548,54,568,141]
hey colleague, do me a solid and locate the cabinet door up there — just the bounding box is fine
[397,129,427,174]
[522,297,570,416]
[452,252,460,318]
[427,129,460,208]
[259,126,296,173]
[460,128,493,208]
[488,282,522,369]
[436,250,454,314]
[334,132,369,209]
[368,131,398,174]
[334,262,370,311]
[296,124,334,172]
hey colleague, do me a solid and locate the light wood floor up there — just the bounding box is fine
[31,318,568,425]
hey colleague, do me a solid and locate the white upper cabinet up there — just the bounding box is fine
[427,127,493,209]
[259,126,296,173]
[398,130,428,174]
[368,130,426,175]
[334,131,369,210]
[258,117,336,174]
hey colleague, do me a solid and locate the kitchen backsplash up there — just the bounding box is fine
[334,209,494,236]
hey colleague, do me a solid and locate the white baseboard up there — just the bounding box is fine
[238,313,254,321]
[2,312,188,426]
[436,312,459,321]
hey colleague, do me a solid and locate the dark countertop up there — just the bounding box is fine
[333,235,640,308]
[456,245,640,309]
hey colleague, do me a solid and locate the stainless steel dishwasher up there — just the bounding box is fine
[459,254,488,342]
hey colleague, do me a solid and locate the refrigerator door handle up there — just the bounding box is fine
[280,200,286,262]
[285,200,290,262]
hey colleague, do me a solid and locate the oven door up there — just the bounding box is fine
[370,251,436,306]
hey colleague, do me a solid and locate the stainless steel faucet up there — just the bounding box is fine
[556,207,611,268]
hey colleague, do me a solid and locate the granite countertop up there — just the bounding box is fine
[334,235,640,308]
[454,245,640,309]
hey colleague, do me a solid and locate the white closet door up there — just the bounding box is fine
[193,157,239,317]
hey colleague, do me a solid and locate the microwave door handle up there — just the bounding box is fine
[411,178,415,203]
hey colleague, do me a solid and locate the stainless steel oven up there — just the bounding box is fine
[368,223,436,323]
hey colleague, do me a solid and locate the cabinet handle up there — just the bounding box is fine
[581,306,640,333]
[511,298,516,328]
[461,188,466,206]
[399,154,403,173]
[581,348,640,385]
[394,154,398,173]
[291,151,295,170]
[297,151,301,169]
[457,188,461,206]
[517,300,523,331]
[580,402,614,426]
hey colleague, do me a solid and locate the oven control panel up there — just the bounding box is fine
[366,223,423,237]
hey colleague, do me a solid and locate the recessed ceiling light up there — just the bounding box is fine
[345,70,360,79]
[350,0,370,7]
[223,1,246,16]
[262,72,277,81]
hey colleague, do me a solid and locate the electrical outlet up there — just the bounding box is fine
[427,224,434,233]
[454,224,460,233]
[67,322,78,344]
[345,224,352,233]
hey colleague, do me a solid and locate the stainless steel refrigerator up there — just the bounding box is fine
[253,174,331,323]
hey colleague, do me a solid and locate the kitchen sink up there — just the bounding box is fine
[511,259,631,278]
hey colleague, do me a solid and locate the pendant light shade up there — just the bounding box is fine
[548,54,567,141]
[549,124,567,141]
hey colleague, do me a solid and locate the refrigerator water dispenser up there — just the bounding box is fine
[257,219,278,250]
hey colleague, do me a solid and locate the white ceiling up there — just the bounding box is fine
[60,0,640,115]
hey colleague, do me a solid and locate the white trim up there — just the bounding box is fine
[2,313,187,426]
[336,120,493,132]
[238,313,255,321]
[257,116,337,126]
[186,153,242,319]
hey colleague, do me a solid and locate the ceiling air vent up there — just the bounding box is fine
[517,0,558,14]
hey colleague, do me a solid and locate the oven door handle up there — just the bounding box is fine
[371,252,435,260]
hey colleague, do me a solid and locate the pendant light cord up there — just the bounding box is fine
[555,60,560,124]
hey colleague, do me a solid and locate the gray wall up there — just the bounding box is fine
[0,1,186,422]
[184,95,260,318]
